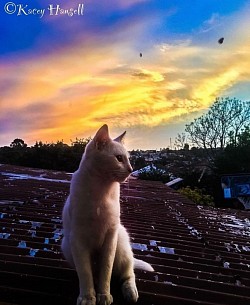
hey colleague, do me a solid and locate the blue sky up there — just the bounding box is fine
[1,0,250,149]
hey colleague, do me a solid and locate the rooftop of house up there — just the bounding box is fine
[0,164,250,305]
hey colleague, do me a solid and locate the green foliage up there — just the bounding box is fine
[178,186,215,207]
[215,126,250,174]
[0,138,91,172]
[138,166,170,183]
[235,126,250,147]
[130,155,147,171]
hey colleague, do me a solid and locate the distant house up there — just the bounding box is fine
[221,174,250,209]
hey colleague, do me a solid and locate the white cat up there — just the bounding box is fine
[61,125,153,305]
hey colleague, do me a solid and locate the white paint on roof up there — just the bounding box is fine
[1,172,70,183]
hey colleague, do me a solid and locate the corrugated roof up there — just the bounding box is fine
[0,164,250,305]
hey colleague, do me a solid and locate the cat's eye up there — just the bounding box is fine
[115,155,123,162]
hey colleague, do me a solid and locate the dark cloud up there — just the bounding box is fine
[0,101,59,134]
[132,71,152,79]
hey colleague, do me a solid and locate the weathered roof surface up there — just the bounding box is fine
[0,164,250,305]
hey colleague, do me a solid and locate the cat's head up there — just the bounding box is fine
[84,125,133,182]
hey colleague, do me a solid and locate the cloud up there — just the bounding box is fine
[132,69,165,82]
[199,13,223,33]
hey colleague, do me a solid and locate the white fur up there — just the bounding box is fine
[61,125,153,305]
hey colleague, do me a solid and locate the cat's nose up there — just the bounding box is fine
[128,166,133,173]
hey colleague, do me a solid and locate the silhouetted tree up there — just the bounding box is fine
[0,137,91,172]
[132,157,146,171]
[215,126,250,174]
[174,133,187,150]
[10,138,27,148]
[185,97,250,161]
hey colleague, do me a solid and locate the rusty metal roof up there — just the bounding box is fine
[0,164,250,305]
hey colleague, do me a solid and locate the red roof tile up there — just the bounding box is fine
[0,164,250,305]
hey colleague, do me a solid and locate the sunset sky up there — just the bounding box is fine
[1,0,250,149]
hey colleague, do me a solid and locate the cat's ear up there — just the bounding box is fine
[114,131,126,143]
[93,124,111,150]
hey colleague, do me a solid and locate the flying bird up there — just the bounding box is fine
[140,53,142,57]
[218,37,224,44]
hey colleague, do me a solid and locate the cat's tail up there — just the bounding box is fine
[134,258,154,272]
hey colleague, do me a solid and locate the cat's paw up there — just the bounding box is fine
[122,280,139,303]
[96,293,113,305]
[77,295,96,305]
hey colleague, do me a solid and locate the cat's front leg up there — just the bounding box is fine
[77,295,96,305]
[113,225,139,303]
[71,240,96,305]
[96,294,113,305]
[97,229,118,305]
